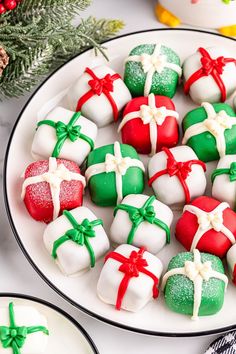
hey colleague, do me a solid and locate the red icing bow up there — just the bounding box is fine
[76,67,121,121]
[88,74,115,95]
[105,247,159,310]
[184,47,236,102]
[148,147,206,204]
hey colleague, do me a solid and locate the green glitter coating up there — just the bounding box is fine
[124,44,181,98]
[86,143,144,206]
[182,103,236,162]
[164,252,226,317]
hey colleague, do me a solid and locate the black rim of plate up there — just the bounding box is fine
[0,293,99,353]
[3,28,236,337]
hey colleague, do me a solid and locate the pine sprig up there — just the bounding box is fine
[6,0,92,24]
[0,0,124,100]
[0,44,53,98]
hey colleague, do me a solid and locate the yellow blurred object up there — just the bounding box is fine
[219,25,236,36]
[155,3,181,28]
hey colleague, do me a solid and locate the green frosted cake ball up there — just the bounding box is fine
[124,43,182,98]
[182,101,236,162]
[85,141,145,206]
[162,249,228,320]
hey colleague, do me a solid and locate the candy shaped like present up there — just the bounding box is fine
[148,145,206,206]
[31,107,97,166]
[97,245,163,312]
[43,206,110,276]
[85,141,145,206]
[183,46,236,104]
[124,43,182,98]
[212,155,236,210]
[182,102,236,162]
[67,65,131,128]
[110,194,173,254]
[226,244,236,286]
[21,157,86,223]
[175,196,236,258]
[118,93,179,156]
[162,249,228,320]
[0,302,49,354]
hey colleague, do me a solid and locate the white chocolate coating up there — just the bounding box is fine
[67,65,132,128]
[43,206,110,276]
[212,155,236,210]
[31,107,98,166]
[110,194,173,254]
[159,0,236,28]
[97,244,163,312]
[183,47,236,104]
[227,244,236,282]
[148,145,207,206]
[0,305,48,354]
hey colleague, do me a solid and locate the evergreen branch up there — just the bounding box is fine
[0,44,53,99]
[8,0,92,24]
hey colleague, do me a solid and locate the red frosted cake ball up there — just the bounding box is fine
[21,157,86,223]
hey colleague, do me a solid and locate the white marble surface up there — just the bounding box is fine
[0,0,226,353]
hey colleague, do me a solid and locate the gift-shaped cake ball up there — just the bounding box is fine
[85,141,145,206]
[162,249,228,320]
[44,206,109,276]
[183,46,236,104]
[97,245,163,312]
[67,65,131,127]
[31,107,97,166]
[110,194,173,254]
[212,155,236,210]
[124,43,182,98]
[176,196,236,258]
[148,146,206,206]
[21,157,86,223]
[226,244,236,286]
[118,93,179,156]
[182,102,236,162]
[0,302,49,354]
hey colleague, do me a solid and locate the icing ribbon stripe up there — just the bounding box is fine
[148,147,206,204]
[21,157,86,220]
[52,210,103,267]
[37,111,94,158]
[0,302,49,354]
[125,44,182,96]
[76,67,121,121]
[114,195,170,245]
[211,162,236,183]
[184,202,236,251]
[184,47,236,102]
[85,141,145,204]
[182,102,236,158]
[118,93,179,156]
[105,247,159,310]
[161,249,228,320]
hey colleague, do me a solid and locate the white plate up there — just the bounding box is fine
[4,29,236,337]
[0,294,98,353]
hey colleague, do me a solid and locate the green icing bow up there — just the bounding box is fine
[0,302,49,354]
[37,111,94,158]
[211,162,236,183]
[114,195,171,245]
[52,210,103,267]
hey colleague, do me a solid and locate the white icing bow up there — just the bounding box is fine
[42,163,74,187]
[105,154,131,176]
[198,211,223,232]
[204,110,235,136]
[140,104,168,125]
[184,259,212,282]
[140,53,167,74]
